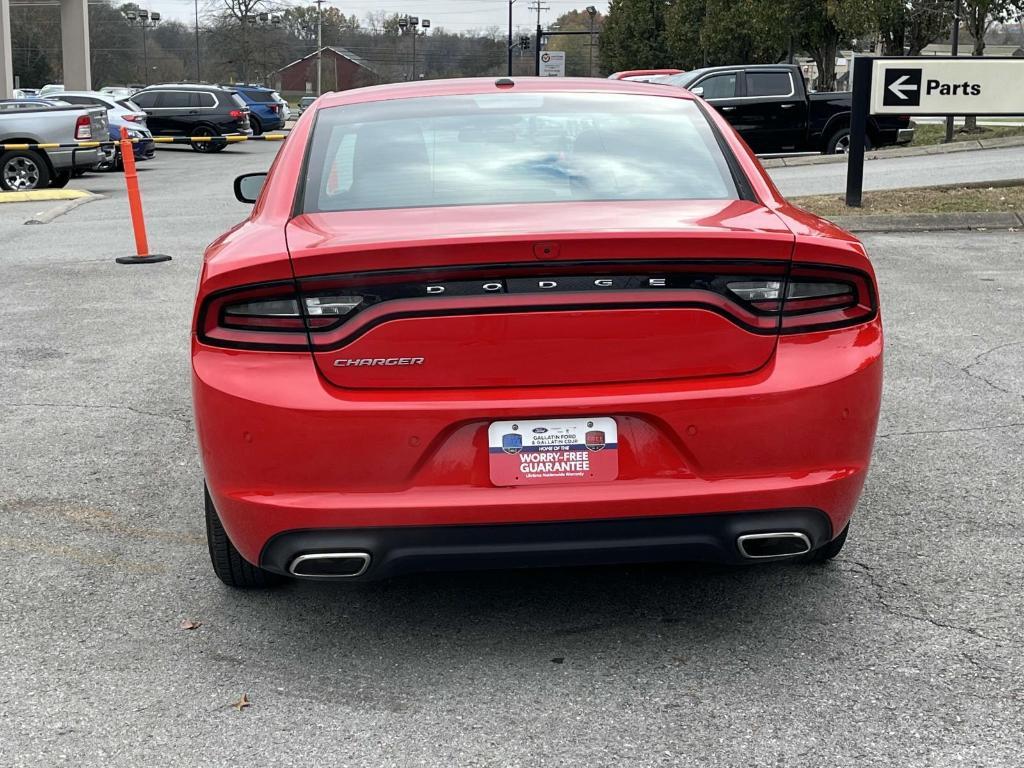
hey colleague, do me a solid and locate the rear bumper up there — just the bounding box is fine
[47,147,102,169]
[258,114,285,131]
[261,509,834,580]
[193,319,883,567]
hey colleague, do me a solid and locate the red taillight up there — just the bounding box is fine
[198,263,876,351]
[199,283,362,350]
[74,115,92,140]
[122,113,142,123]
[726,265,877,333]
[269,104,279,113]
[230,109,245,120]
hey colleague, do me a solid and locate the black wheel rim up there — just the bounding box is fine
[192,127,215,152]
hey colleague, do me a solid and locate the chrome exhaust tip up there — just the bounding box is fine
[736,532,811,559]
[288,552,371,579]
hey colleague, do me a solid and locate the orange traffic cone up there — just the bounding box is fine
[115,126,171,264]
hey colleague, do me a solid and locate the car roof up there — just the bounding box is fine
[609,69,683,79]
[140,83,233,92]
[315,76,694,111]
[60,90,116,99]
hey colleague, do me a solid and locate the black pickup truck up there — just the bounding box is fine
[663,64,914,155]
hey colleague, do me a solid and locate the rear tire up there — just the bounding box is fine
[804,524,849,563]
[0,150,50,191]
[250,115,263,136]
[190,125,225,153]
[205,484,285,588]
[825,127,872,155]
[50,169,72,188]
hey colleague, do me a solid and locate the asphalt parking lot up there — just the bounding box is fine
[1,143,1022,766]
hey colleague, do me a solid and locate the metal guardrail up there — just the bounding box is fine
[0,134,289,151]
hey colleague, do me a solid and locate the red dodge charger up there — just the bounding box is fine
[192,76,882,587]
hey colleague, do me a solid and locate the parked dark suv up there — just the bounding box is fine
[130,84,252,152]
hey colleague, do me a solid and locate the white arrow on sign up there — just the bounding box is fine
[888,74,918,100]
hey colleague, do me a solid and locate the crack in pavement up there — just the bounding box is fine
[839,560,1005,644]
[893,341,1023,399]
[0,401,193,429]
[877,422,1024,439]
[960,340,1024,398]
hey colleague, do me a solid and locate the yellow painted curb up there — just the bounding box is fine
[0,189,91,203]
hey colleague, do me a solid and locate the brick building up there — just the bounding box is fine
[272,46,379,98]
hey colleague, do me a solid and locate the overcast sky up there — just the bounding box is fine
[146,0,605,35]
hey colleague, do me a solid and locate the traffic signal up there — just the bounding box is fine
[519,35,531,51]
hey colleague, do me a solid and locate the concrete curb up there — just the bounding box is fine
[0,188,91,204]
[24,192,102,225]
[831,211,1023,233]
[759,134,1024,169]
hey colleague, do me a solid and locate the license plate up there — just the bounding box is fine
[487,417,618,486]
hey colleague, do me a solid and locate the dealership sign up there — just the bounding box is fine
[870,58,1024,115]
[539,51,566,77]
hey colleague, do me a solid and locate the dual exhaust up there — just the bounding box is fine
[736,532,811,559]
[285,533,812,577]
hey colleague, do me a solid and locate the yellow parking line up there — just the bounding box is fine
[0,189,91,203]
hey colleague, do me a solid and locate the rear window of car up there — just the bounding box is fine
[230,94,248,109]
[745,72,794,98]
[131,92,156,108]
[301,92,738,213]
[300,97,316,106]
[242,89,276,103]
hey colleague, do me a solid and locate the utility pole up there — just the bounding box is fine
[944,0,961,143]
[315,0,325,95]
[528,1,548,75]
[194,0,201,81]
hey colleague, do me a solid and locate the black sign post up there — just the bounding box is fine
[533,26,597,75]
[845,56,874,208]
[845,56,1024,207]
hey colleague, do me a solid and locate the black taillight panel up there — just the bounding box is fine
[196,260,877,350]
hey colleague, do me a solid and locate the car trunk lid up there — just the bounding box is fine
[285,200,793,390]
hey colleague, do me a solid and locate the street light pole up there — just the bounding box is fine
[140,11,149,85]
[411,17,418,80]
[586,5,596,77]
[194,0,201,81]
[124,9,160,85]
[315,0,324,95]
[507,0,516,76]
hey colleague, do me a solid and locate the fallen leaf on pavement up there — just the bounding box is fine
[179,619,202,630]
[232,693,251,711]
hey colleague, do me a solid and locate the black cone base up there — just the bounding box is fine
[116,254,172,264]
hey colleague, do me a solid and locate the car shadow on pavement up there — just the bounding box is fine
[207,559,861,673]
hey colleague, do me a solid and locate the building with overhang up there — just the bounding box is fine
[1,0,92,97]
